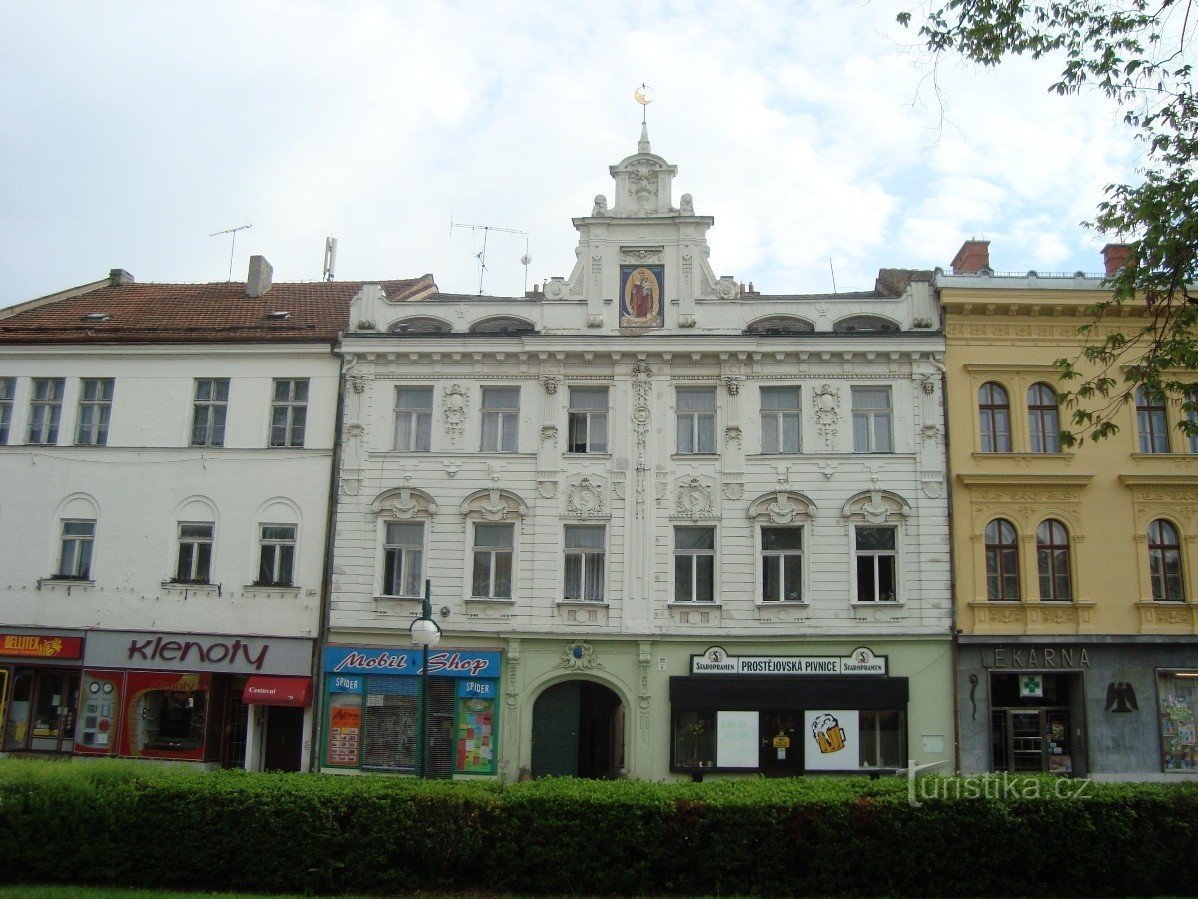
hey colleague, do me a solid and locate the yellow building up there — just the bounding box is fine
[940,240,1198,778]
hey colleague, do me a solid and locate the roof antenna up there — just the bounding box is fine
[450,216,529,295]
[829,258,838,294]
[210,224,252,281]
[323,237,338,281]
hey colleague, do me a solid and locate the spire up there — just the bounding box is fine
[634,83,654,153]
[639,121,651,154]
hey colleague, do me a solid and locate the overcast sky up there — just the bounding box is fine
[0,1,1140,307]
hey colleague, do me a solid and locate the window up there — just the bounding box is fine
[1136,387,1170,453]
[75,378,114,446]
[851,386,893,453]
[57,519,94,579]
[270,379,308,447]
[563,525,605,602]
[257,524,296,587]
[0,378,14,444]
[1036,519,1072,601]
[1186,388,1198,454]
[676,387,716,454]
[174,522,214,583]
[1027,383,1060,453]
[761,527,803,602]
[139,689,206,751]
[382,522,424,597]
[480,387,519,452]
[1156,670,1198,772]
[394,386,433,452]
[833,315,899,333]
[27,378,65,445]
[854,526,897,602]
[191,378,229,447]
[761,387,801,454]
[859,710,906,768]
[985,519,1020,601]
[1148,519,1184,602]
[672,709,717,769]
[471,523,513,600]
[568,387,608,453]
[978,382,1012,452]
[674,527,715,602]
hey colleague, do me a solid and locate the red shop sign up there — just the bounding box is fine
[242,676,312,707]
[0,634,83,659]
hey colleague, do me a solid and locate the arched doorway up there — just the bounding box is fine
[531,680,624,778]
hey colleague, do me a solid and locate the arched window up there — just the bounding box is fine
[1036,519,1072,601]
[1136,387,1170,453]
[978,382,1012,452]
[985,519,1020,601]
[1027,383,1060,454]
[389,316,452,334]
[468,316,535,335]
[832,315,899,333]
[1148,519,1184,601]
[745,316,815,335]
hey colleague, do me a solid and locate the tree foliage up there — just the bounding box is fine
[899,1,1197,444]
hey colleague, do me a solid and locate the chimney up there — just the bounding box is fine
[1102,243,1133,276]
[951,240,990,274]
[108,268,134,286]
[247,255,273,297]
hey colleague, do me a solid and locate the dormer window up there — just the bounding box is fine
[469,317,536,335]
[833,315,899,334]
[82,313,111,323]
[266,311,291,320]
[745,316,814,335]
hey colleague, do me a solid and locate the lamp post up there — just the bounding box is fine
[409,578,442,778]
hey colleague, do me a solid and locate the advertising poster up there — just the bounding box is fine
[804,710,860,771]
[325,675,364,767]
[715,710,758,768]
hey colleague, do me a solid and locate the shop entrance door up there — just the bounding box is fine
[531,680,624,778]
[4,669,79,753]
[263,706,304,772]
[759,711,802,776]
[994,708,1072,773]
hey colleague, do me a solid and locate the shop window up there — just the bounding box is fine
[360,676,419,771]
[75,378,114,446]
[269,378,308,447]
[382,522,424,598]
[674,526,715,602]
[1036,519,1073,601]
[1027,383,1060,453]
[394,386,433,451]
[174,521,214,583]
[761,526,803,602]
[859,710,905,768]
[480,386,519,452]
[854,526,897,602]
[27,377,65,445]
[761,386,801,454]
[139,689,207,751]
[1148,519,1185,602]
[676,387,716,454]
[563,525,605,602]
[985,519,1020,601]
[471,523,513,600]
[978,382,1012,453]
[1157,671,1197,772]
[191,378,229,447]
[257,524,296,586]
[851,386,893,453]
[568,386,609,453]
[1136,387,1170,453]
[0,377,14,444]
[672,709,717,769]
[57,519,95,580]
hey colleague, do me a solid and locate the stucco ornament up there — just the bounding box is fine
[676,477,714,516]
[558,641,602,670]
[753,491,815,524]
[813,384,840,447]
[566,476,605,515]
[715,278,738,300]
[724,426,742,447]
[861,481,891,524]
[586,314,604,328]
[679,193,694,215]
[443,384,468,444]
[541,425,558,443]
[592,194,608,216]
[541,376,559,395]
[348,375,367,395]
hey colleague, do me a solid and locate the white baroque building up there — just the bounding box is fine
[323,128,954,780]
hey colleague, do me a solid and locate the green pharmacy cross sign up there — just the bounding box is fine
[1019,674,1044,698]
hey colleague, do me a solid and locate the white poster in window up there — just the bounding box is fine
[716,710,759,769]
[804,710,859,771]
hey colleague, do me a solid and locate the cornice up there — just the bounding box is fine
[956,473,1093,488]
[1119,474,1198,489]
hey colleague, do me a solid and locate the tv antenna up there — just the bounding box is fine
[450,217,529,295]
[210,224,252,281]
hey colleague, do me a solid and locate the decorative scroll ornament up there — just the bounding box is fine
[676,477,715,516]
[558,641,602,670]
[813,383,840,448]
[480,488,509,521]
[443,384,469,444]
[566,476,606,515]
[861,481,891,524]
[541,425,558,443]
[725,426,742,447]
[621,248,664,265]
[632,361,652,518]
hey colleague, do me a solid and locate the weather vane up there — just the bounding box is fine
[634,83,655,126]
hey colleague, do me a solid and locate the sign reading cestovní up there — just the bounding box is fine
[691,646,887,676]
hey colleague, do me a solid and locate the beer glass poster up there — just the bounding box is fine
[804,710,859,770]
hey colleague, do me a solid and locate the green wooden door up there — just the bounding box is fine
[531,681,580,777]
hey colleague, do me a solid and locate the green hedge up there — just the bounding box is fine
[1,760,1195,896]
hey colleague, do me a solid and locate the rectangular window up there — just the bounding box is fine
[480,386,519,452]
[257,524,296,587]
[855,526,897,602]
[852,386,893,453]
[674,526,715,602]
[1157,670,1198,772]
[175,522,214,583]
[394,386,433,452]
[75,378,114,446]
[676,387,716,454]
[761,527,803,602]
[28,378,65,445]
[568,387,609,453]
[471,523,513,599]
[0,378,14,444]
[269,379,308,447]
[563,525,605,602]
[1187,388,1198,455]
[57,519,95,579]
[1137,388,1170,453]
[760,387,801,454]
[191,378,229,447]
[672,709,717,769]
[382,522,424,597]
[859,710,906,768]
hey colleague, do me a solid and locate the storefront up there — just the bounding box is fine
[320,645,501,778]
[0,629,86,754]
[668,646,909,775]
[76,630,315,770]
[958,637,1198,777]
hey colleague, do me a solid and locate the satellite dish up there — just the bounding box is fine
[520,254,532,266]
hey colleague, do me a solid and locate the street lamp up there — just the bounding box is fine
[409,578,441,778]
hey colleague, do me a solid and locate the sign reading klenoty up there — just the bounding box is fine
[691,646,887,676]
[83,630,314,675]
